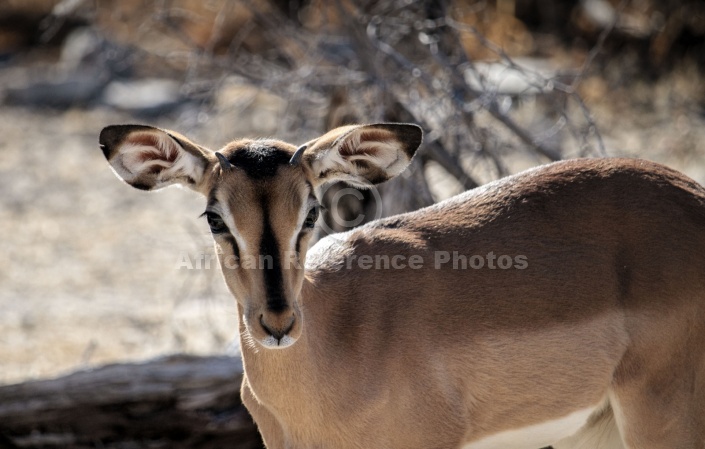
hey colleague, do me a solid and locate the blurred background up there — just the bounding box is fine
[1,0,704,395]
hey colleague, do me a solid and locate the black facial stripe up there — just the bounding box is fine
[295,231,305,257]
[224,235,240,260]
[259,197,288,314]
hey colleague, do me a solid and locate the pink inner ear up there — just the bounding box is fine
[129,133,178,164]
[117,132,184,180]
[339,130,393,157]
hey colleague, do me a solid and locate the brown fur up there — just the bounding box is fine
[100,124,705,449]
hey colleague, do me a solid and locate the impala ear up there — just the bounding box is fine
[297,123,422,187]
[99,124,214,192]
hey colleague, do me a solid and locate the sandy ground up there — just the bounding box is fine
[0,106,240,385]
[2,64,705,386]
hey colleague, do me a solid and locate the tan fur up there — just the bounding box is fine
[100,124,705,449]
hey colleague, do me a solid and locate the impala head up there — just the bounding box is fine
[99,123,422,349]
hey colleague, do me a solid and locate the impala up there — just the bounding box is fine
[99,123,705,449]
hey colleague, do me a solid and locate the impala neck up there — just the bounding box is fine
[237,276,336,410]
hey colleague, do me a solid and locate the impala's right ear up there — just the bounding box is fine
[99,124,214,193]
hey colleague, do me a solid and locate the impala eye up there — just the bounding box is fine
[205,212,228,234]
[304,205,320,229]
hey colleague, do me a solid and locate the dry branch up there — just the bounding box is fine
[19,0,614,235]
[0,355,262,449]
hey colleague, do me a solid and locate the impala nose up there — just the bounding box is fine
[260,311,296,341]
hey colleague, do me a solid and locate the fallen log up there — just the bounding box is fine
[0,355,263,449]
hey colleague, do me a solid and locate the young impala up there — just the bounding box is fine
[99,123,705,449]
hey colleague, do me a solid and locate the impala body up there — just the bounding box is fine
[99,123,705,449]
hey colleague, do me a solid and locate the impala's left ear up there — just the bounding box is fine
[295,123,422,187]
[99,124,215,193]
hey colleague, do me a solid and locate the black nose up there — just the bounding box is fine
[260,312,295,340]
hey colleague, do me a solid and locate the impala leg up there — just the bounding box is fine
[609,372,705,449]
[607,303,705,449]
[241,377,286,449]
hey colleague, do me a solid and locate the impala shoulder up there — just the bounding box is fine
[305,222,428,273]
[304,231,357,273]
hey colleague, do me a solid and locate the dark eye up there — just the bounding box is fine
[304,205,320,229]
[205,212,228,234]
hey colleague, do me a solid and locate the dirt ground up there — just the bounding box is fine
[2,59,705,386]
[0,104,241,385]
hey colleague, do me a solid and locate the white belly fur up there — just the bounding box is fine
[461,405,600,449]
